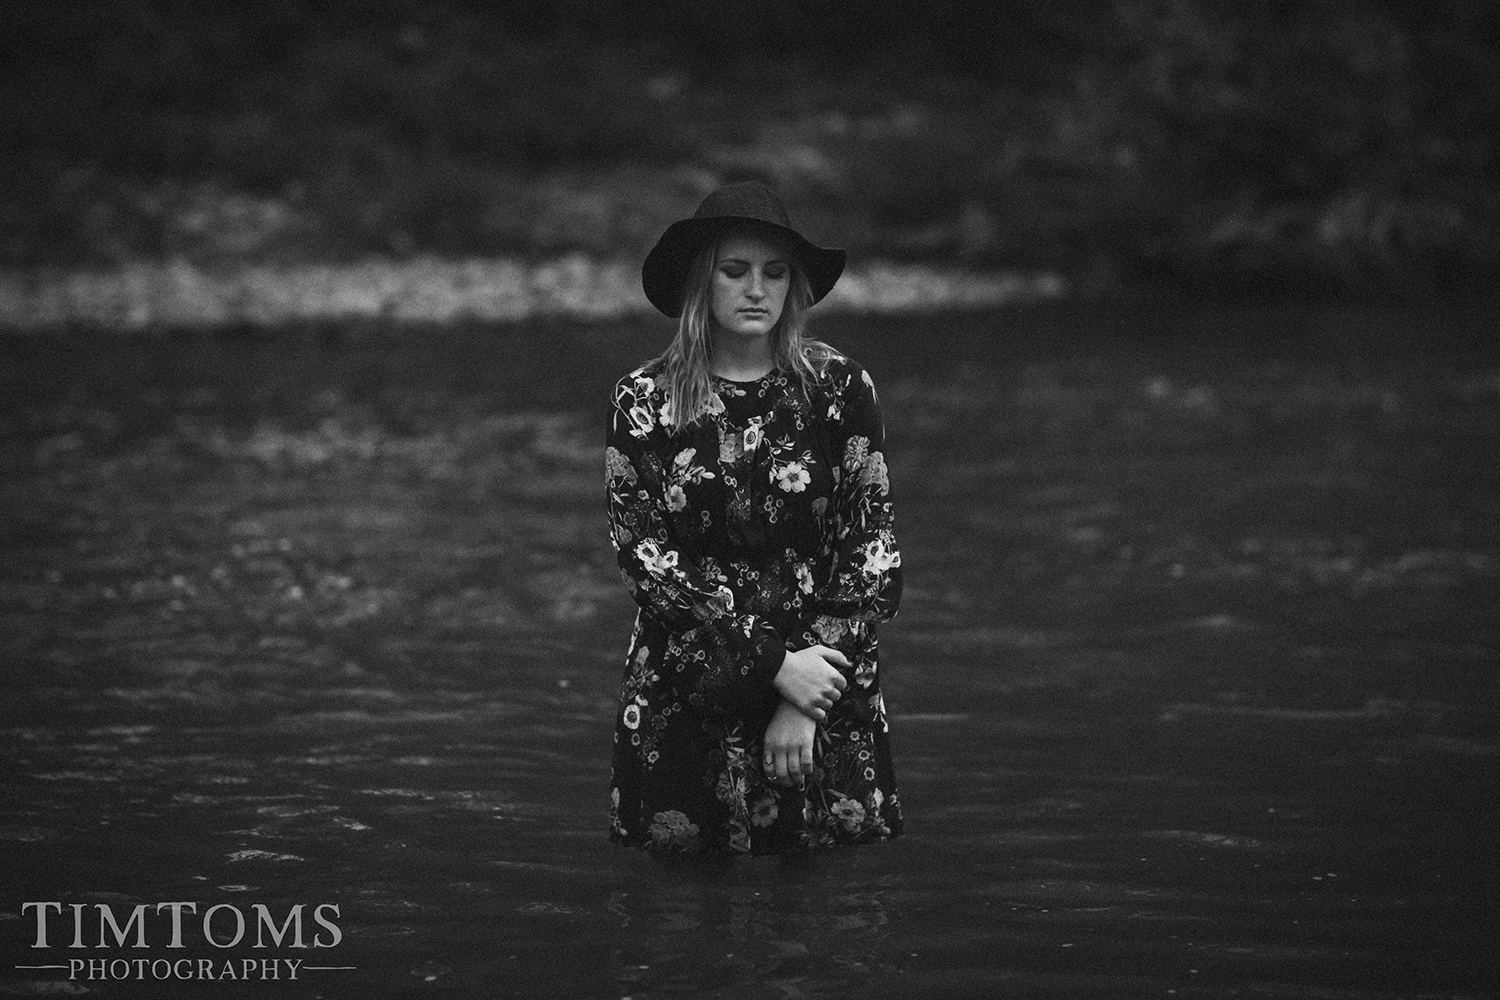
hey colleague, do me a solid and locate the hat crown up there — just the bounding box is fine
[691,181,790,227]
[641,180,844,317]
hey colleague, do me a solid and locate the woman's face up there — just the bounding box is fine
[709,233,791,341]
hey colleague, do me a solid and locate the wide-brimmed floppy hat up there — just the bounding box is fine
[641,180,846,318]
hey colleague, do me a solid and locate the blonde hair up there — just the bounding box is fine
[656,231,837,428]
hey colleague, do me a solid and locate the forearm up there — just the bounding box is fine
[645,613,787,718]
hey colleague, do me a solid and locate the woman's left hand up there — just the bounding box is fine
[762,699,817,789]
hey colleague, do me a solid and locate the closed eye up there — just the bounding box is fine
[718,258,789,279]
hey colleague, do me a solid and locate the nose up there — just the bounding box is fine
[746,270,765,301]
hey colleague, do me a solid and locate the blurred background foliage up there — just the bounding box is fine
[2,0,1497,294]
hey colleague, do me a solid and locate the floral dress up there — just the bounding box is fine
[604,352,904,856]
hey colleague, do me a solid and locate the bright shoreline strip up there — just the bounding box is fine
[0,257,1067,331]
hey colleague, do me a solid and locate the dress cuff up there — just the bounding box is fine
[749,623,790,695]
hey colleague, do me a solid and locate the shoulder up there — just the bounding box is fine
[610,360,667,408]
[816,351,879,401]
[607,361,676,444]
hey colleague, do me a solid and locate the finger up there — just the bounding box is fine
[823,686,840,703]
[822,647,853,669]
[831,671,848,691]
[774,750,793,788]
[797,745,814,784]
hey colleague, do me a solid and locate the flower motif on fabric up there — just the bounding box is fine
[862,535,901,575]
[686,584,734,622]
[647,810,700,849]
[635,539,679,576]
[609,786,625,836]
[698,557,728,585]
[622,646,658,703]
[743,419,764,454]
[750,792,780,827]
[830,795,867,831]
[716,769,749,807]
[812,614,849,644]
[843,435,870,473]
[625,403,657,439]
[605,446,637,486]
[858,450,890,494]
[661,448,715,514]
[670,447,715,485]
[776,461,811,493]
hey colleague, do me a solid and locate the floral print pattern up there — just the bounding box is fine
[605,353,904,856]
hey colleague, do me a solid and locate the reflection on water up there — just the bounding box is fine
[1,304,1498,997]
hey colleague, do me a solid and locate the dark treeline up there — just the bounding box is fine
[2,0,1498,293]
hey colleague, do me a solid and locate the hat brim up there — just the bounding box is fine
[642,216,845,319]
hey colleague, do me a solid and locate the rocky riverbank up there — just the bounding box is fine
[0,258,1067,331]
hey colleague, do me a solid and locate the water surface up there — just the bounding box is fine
[2,301,1497,997]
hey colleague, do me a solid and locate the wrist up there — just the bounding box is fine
[772,650,792,692]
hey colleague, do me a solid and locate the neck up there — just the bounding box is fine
[709,331,774,381]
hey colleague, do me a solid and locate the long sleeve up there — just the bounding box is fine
[605,374,787,719]
[810,365,903,626]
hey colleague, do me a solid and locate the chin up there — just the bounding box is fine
[725,321,773,337]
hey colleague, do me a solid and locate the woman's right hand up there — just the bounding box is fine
[763,699,817,789]
[773,645,850,721]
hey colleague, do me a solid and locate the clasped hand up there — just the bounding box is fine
[773,644,849,722]
[763,645,849,790]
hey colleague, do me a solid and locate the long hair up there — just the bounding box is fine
[656,232,837,428]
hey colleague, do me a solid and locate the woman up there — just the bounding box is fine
[605,180,903,858]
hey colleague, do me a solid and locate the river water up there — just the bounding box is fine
[2,300,1497,998]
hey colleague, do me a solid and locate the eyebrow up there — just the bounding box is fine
[717,256,789,266]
